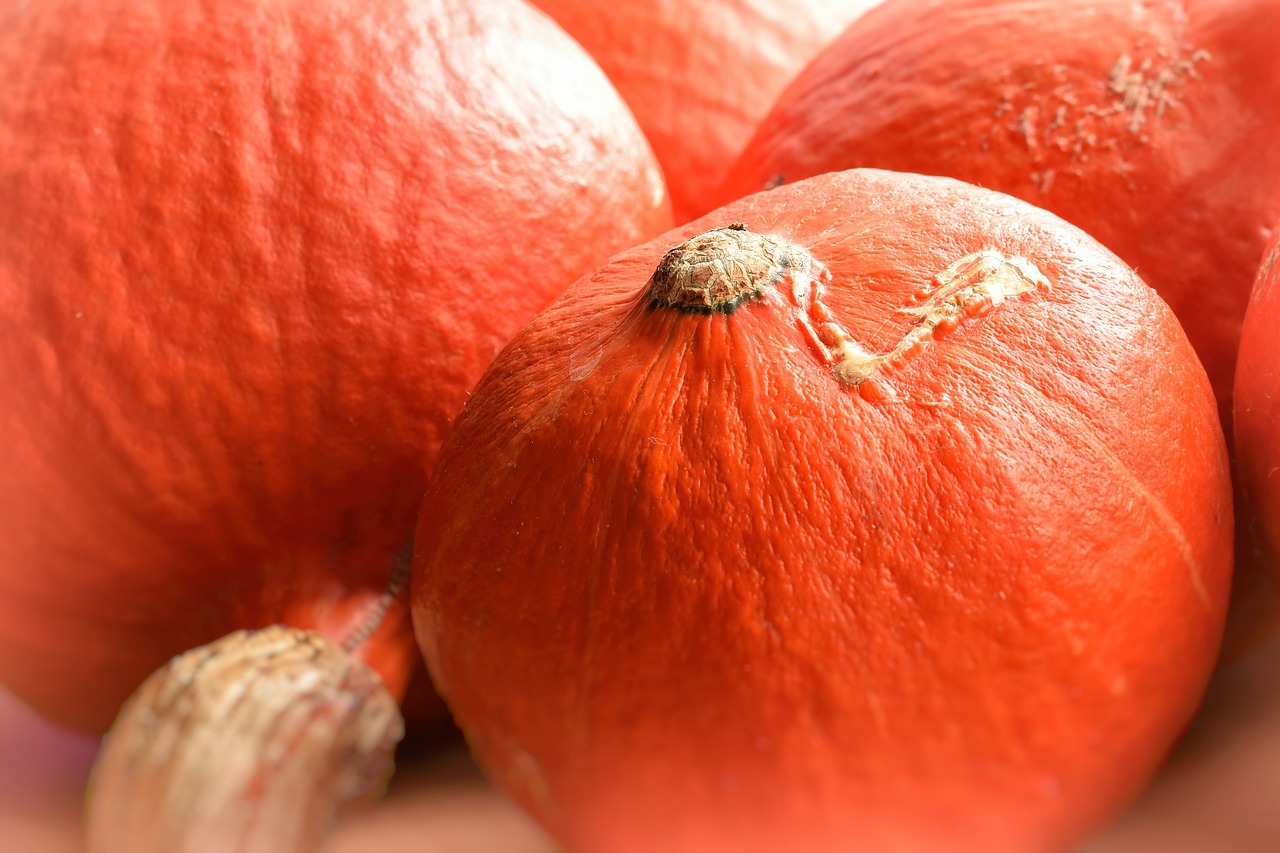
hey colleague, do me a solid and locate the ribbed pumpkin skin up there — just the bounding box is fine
[0,0,671,733]
[412,170,1232,852]
[1235,231,1280,583]
[721,0,1280,426]
[528,0,879,223]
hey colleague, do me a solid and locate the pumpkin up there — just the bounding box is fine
[0,0,669,847]
[527,0,880,224]
[412,169,1233,852]
[1234,230,1280,586]
[721,0,1280,431]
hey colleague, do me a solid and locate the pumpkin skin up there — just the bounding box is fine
[527,0,880,223]
[721,0,1280,428]
[0,0,671,734]
[1234,231,1280,583]
[412,169,1233,853]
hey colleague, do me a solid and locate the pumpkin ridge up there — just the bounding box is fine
[1000,365,1214,610]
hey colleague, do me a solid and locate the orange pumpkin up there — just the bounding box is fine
[412,169,1233,852]
[1234,230,1280,584]
[0,0,669,846]
[528,0,879,223]
[722,0,1280,430]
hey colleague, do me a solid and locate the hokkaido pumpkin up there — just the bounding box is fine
[0,0,669,847]
[721,0,1280,430]
[412,169,1233,852]
[1234,230,1280,585]
[527,0,880,223]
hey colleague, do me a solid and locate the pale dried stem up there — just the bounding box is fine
[85,625,404,853]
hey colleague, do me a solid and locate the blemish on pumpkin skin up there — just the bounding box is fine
[980,12,1211,194]
[1107,49,1211,134]
[796,250,1050,399]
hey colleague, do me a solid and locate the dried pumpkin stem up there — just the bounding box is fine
[85,625,404,853]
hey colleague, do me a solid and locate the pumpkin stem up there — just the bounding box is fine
[85,625,404,853]
[647,224,813,313]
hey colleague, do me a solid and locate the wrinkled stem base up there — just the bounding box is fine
[85,625,404,853]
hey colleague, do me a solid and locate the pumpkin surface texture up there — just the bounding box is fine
[0,0,669,847]
[528,0,880,223]
[2,0,670,840]
[721,0,1280,429]
[412,170,1233,853]
[1234,231,1280,585]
